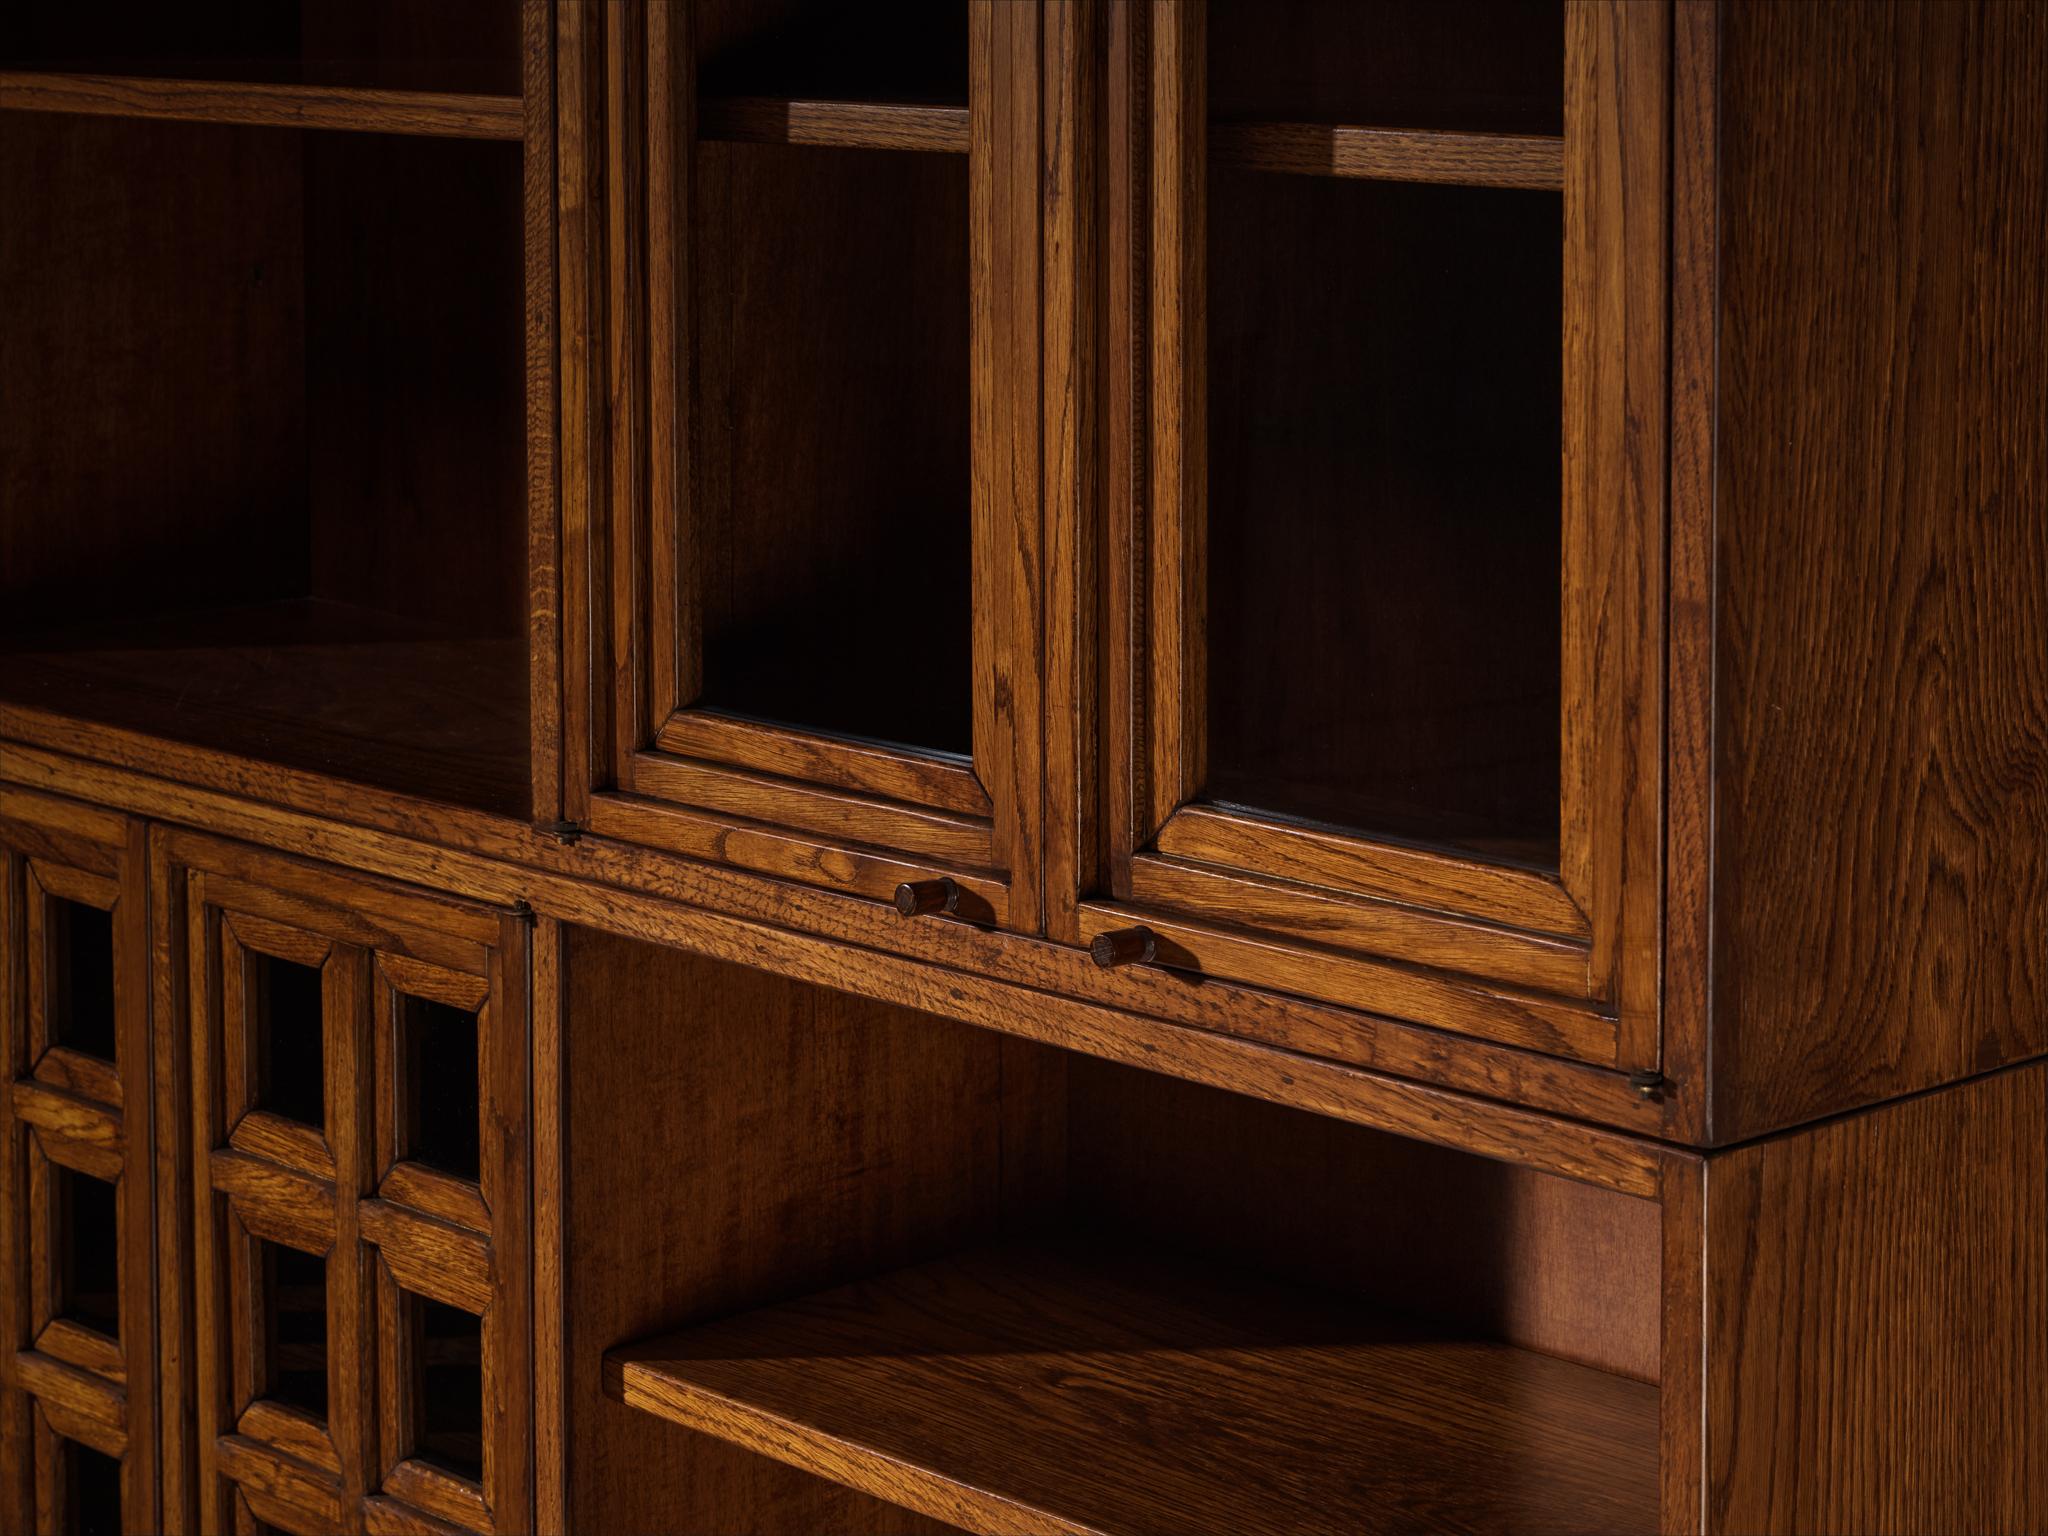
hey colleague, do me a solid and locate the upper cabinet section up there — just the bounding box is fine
[0,2,556,822]
[578,1,1047,930]
[1075,0,1668,1070]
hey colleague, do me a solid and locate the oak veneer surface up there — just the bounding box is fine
[1710,0,2048,1136]
[0,601,528,818]
[608,1239,1659,1536]
[1699,1063,2048,1534]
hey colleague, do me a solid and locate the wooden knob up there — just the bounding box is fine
[893,878,960,918]
[1089,927,1157,969]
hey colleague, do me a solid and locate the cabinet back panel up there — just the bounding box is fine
[304,131,527,637]
[695,0,967,107]
[1209,0,1564,134]
[1205,170,1563,866]
[0,0,522,94]
[692,141,972,757]
[0,112,308,630]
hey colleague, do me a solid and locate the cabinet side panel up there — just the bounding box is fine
[1712,0,2048,1135]
[1701,1063,2048,1533]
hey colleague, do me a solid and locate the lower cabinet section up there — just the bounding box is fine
[555,928,1663,1535]
[1,789,2042,1533]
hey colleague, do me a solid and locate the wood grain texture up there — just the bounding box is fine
[0,71,523,138]
[1708,0,2048,1137]
[656,712,992,818]
[3,736,1675,1140]
[1210,121,1563,188]
[1697,1064,2048,1533]
[698,95,968,152]
[557,929,1024,1535]
[608,1240,1659,1536]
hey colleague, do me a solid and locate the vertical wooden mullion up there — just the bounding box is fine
[1043,0,1101,943]
[647,0,692,718]
[1105,0,1148,897]
[556,0,606,822]
[1145,0,1205,840]
[114,819,156,1530]
[526,0,566,829]
[149,832,196,1534]
[606,0,650,789]
[1561,0,1668,1064]
[0,848,30,1536]
[482,913,532,1529]
[30,1403,62,1536]
[529,918,566,1535]
[22,867,51,1067]
[325,945,375,1532]
[188,880,234,1536]
[971,0,1048,932]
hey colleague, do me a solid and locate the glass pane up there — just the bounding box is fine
[54,1165,119,1339]
[60,1437,122,1536]
[250,952,325,1130]
[400,994,480,1184]
[413,1296,483,1483]
[1205,3,1565,869]
[46,897,116,1063]
[261,1240,329,1420]
[690,135,971,756]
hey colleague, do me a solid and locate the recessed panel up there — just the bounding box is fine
[59,1436,123,1536]
[250,951,326,1131]
[261,1240,329,1420]
[1205,170,1563,867]
[54,1165,120,1339]
[400,993,481,1184]
[412,1295,484,1483]
[46,896,116,1064]
[692,141,972,757]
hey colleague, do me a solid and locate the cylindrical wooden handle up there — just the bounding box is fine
[1089,926,1158,969]
[893,877,961,918]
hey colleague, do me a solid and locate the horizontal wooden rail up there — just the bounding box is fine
[698,95,971,154]
[0,72,524,141]
[1211,121,1564,190]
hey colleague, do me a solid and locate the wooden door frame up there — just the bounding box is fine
[564,0,1049,932]
[160,832,531,1536]
[0,789,158,1533]
[1061,0,1669,1069]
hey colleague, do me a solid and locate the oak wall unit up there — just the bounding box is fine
[2,1,2046,1532]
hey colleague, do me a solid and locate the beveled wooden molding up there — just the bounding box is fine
[32,1320,124,1386]
[359,1201,494,1315]
[1077,902,1619,1066]
[697,96,971,154]
[215,1432,347,1528]
[1125,853,1595,997]
[14,1351,125,1458]
[5,739,1679,1142]
[12,1085,122,1173]
[656,710,993,818]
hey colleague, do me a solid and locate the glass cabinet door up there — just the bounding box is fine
[1090,0,1667,1069]
[586,0,1045,933]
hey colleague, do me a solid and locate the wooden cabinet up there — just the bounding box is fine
[4,0,2048,1532]
[160,836,531,1536]
[1076,0,1665,1071]
[0,791,156,1533]
[575,0,1048,929]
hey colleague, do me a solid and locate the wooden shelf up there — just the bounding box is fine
[698,95,969,154]
[0,600,529,818]
[605,1240,1659,1536]
[0,72,523,141]
[1211,122,1564,191]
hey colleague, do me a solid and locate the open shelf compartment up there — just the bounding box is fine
[570,932,1662,1535]
[0,111,531,816]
